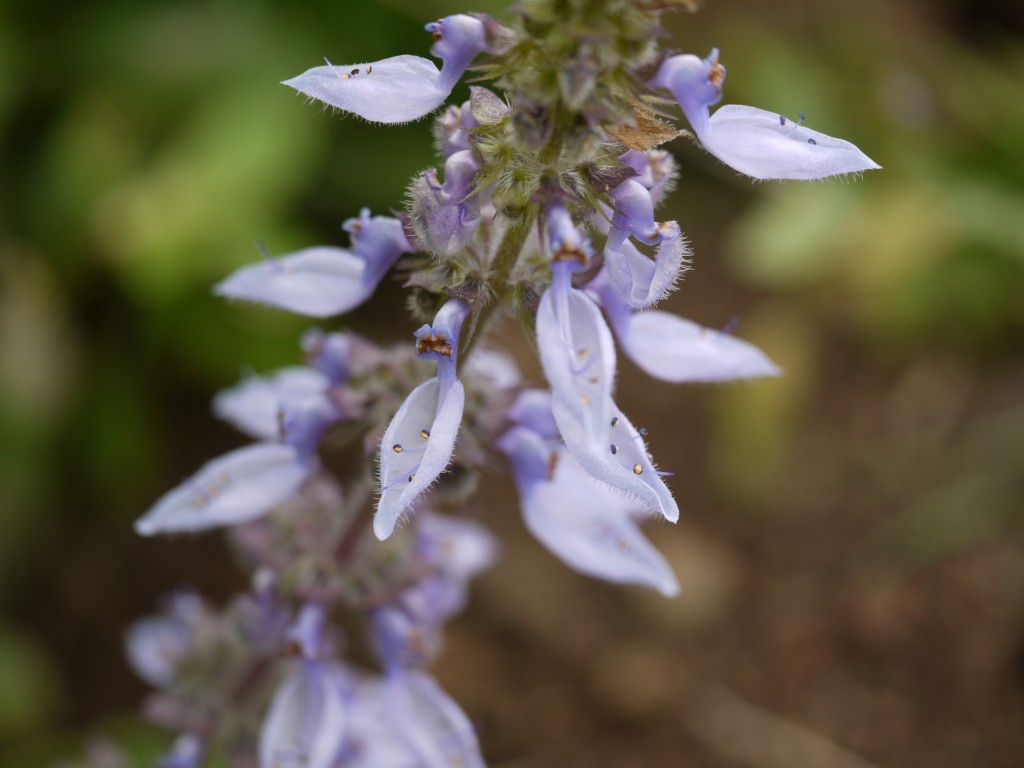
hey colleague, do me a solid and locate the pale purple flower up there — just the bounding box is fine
[536,207,678,522]
[214,209,412,318]
[282,14,501,124]
[650,48,880,180]
[125,616,191,688]
[213,367,331,441]
[259,660,350,768]
[590,273,781,382]
[384,670,485,768]
[498,421,679,596]
[375,299,470,540]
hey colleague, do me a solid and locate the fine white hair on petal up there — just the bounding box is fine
[702,105,881,181]
[282,55,451,124]
[552,397,679,523]
[135,443,313,536]
[214,247,373,318]
[212,367,330,440]
[386,670,485,768]
[603,221,689,309]
[259,661,349,768]
[618,310,782,383]
[375,378,465,541]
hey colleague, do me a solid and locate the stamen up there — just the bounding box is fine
[779,114,786,126]
[323,56,346,82]
[366,65,372,74]
[256,240,281,272]
[798,111,806,125]
[633,464,644,475]
[610,444,618,455]
[588,376,599,384]
[580,396,591,406]
[807,138,817,145]
[392,444,403,453]
[350,68,360,75]
[420,429,431,439]
[610,417,620,427]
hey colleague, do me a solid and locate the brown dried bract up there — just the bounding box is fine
[609,103,682,152]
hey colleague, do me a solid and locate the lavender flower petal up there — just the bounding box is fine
[603,221,688,309]
[259,661,349,768]
[212,367,330,440]
[375,378,466,540]
[135,443,314,536]
[283,55,449,124]
[499,427,679,596]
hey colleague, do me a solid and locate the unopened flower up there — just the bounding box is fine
[651,48,881,180]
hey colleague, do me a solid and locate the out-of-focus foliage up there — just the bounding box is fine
[1,0,1023,765]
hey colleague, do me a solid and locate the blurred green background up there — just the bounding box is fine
[1,0,1023,765]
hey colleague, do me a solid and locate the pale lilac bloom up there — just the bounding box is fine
[214,209,413,318]
[498,420,679,596]
[302,327,353,384]
[384,670,485,768]
[537,204,678,522]
[134,393,337,536]
[259,660,350,768]
[603,177,688,309]
[125,592,205,688]
[375,299,471,540]
[282,14,497,124]
[590,273,781,382]
[213,367,330,441]
[650,48,880,180]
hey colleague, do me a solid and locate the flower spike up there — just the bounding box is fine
[651,49,881,180]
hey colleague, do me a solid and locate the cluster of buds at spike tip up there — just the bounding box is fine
[121,3,881,766]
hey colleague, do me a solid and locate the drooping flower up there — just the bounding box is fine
[619,148,677,204]
[214,210,413,318]
[590,273,781,382]
[499,396,679,596]
[375,299,470,540]
[650,48,881,180]
[282,14,508,124]
[125,592,203,688]
[536,203,678,522]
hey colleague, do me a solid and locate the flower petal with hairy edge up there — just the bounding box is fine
[375,378,465,540]
[603,221,688,309]
[552,396,679,522]
[214,247,373,318]
[259,661,349,768]
[702,105,881,181]
[283,55,449,124]
[213,367,330,440]
[386,670,485,768]
[617,310,781,382]
[135,443,314,536]
[499,426,679,596]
